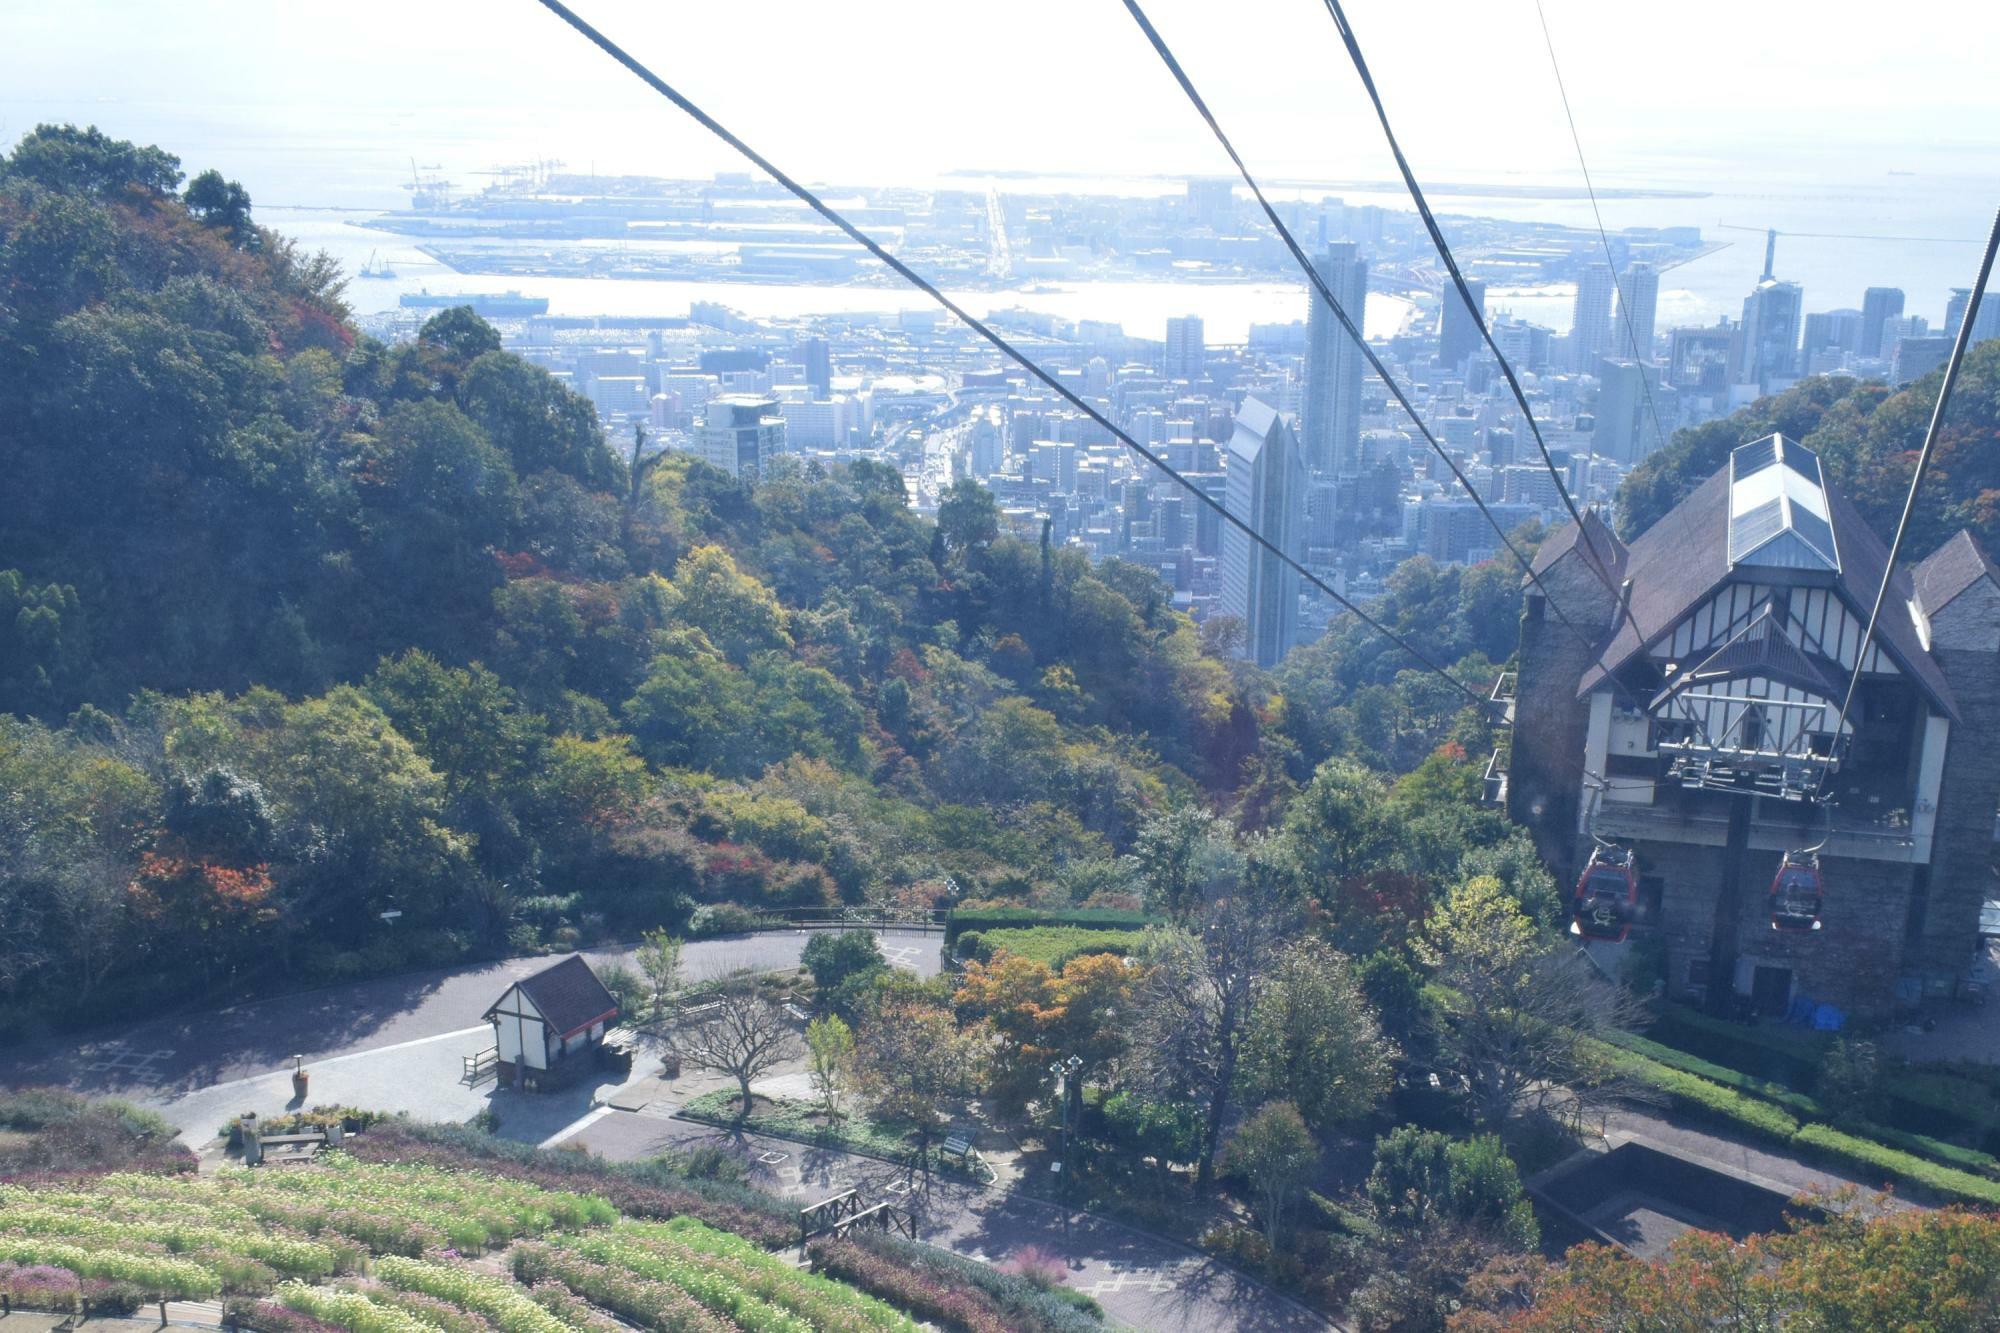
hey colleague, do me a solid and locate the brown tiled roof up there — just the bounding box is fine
[1572,465,1957,718]
[486,954,618,1038]
[1527,506,1627,583]
[1913,530,2000,617]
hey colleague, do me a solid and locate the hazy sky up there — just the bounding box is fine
[5,0,1996,197]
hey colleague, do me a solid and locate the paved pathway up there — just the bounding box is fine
[1602,1104,1913,1205]
[0,930,942,1140]
[560,1109,1333,1332]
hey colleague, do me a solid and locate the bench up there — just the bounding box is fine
[464,1046,499,1085]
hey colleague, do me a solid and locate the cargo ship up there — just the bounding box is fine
[398,289,550,317]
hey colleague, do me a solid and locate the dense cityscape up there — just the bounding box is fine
[385,169,1999,665]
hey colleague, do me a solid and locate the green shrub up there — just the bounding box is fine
[687,904,773,938]
[943,907,1152,945]
[1883,1069,2000,1134]
[963,927,1137,968]
[1843,1120,2000,1178]
[1588,1040,1801,1141]
[1792,1124,2000,1206]
[1603,1031,1825,1118]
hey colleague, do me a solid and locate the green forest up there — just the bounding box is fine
[0,126,1536,1032]
[5,125,1997,1038]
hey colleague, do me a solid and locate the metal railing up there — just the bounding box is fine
[718,906,947,935]
[463,1047,499,1085]
[1482,747,1509,806]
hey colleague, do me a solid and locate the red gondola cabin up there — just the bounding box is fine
[1572,846,1638,942]
[1768,853,1825,932]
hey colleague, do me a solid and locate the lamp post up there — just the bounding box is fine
[1048,1054,1083,1214]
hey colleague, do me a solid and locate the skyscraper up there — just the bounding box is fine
[1593,360,1667,463]
[1439,277,1487,371]
[800,336,831,398]
[697,395,787,480]
[1571,262,1616,371]
[1803,308,1863,358]
[1219,397,1305,668]
[1734,279,1804,390]
[1860,287,1905,359]
[1615,262,1659,360]
[1943,288,2000,345]
[1164,315,1205,380]
[1302,243,1368,476]
[1186,178,1235,231]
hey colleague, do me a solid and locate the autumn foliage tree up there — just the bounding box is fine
[1454,1193,2000,1332]
[953,949,1135,1114]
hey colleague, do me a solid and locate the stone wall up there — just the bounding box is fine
[1642,834,1915,1019]
[1916,577,2000,984]
[1508,550,1617,875]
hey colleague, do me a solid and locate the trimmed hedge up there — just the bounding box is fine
[1652,1005,1824,1081]
[1847,1121,2000,1179]
[1635,1019,2000,1162]
[1591,1040,1801,1140]
[958,928,1138,968]
[1595,1040,2000,1206]
[943,908,1151,946]
[1884,1070,2000,1136]
[1793,1124,2000,1207]
[1602,1030,1825,1118]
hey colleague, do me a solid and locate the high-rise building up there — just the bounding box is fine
[1894,335,1954,385]
[1571,262,1616,371]
[1734,279,1804,390]
[1614,262,1659,359]
[1030,440,1079,493]
[1668,323,1735,392]
[1943,288,2000,345]
[1186,178,1235,231]
[1803,308,1863,358]
[1860,286,1905,359]
[1302,243,1368,476]
[800,336,831,398]
[1164,315,1205,380]
[1219,397,1305,667]
[696,394,786,479]
[1593,359,1667,463]
[1439,278,1487,371]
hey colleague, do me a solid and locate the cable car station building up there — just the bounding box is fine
[1508,435,2000,1019]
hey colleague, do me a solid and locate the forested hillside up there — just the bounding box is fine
[0,127,1525,1030]
[1616,346,2000,553]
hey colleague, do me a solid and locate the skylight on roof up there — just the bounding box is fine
[1727,434,1840,572]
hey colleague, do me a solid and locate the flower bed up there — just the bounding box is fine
[372,1257,568,1333]
[553,1226,905,1333]
[345,1122,795,1249]
[807,1232,1104,1333]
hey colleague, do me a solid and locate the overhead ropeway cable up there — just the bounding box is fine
[527,0,1486,708]
[1815,208,2000,798]
[1529,0,1674,470]
[1296,0,1719,748]
[1116,0,1612,664]
[1120,0,1704,739]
